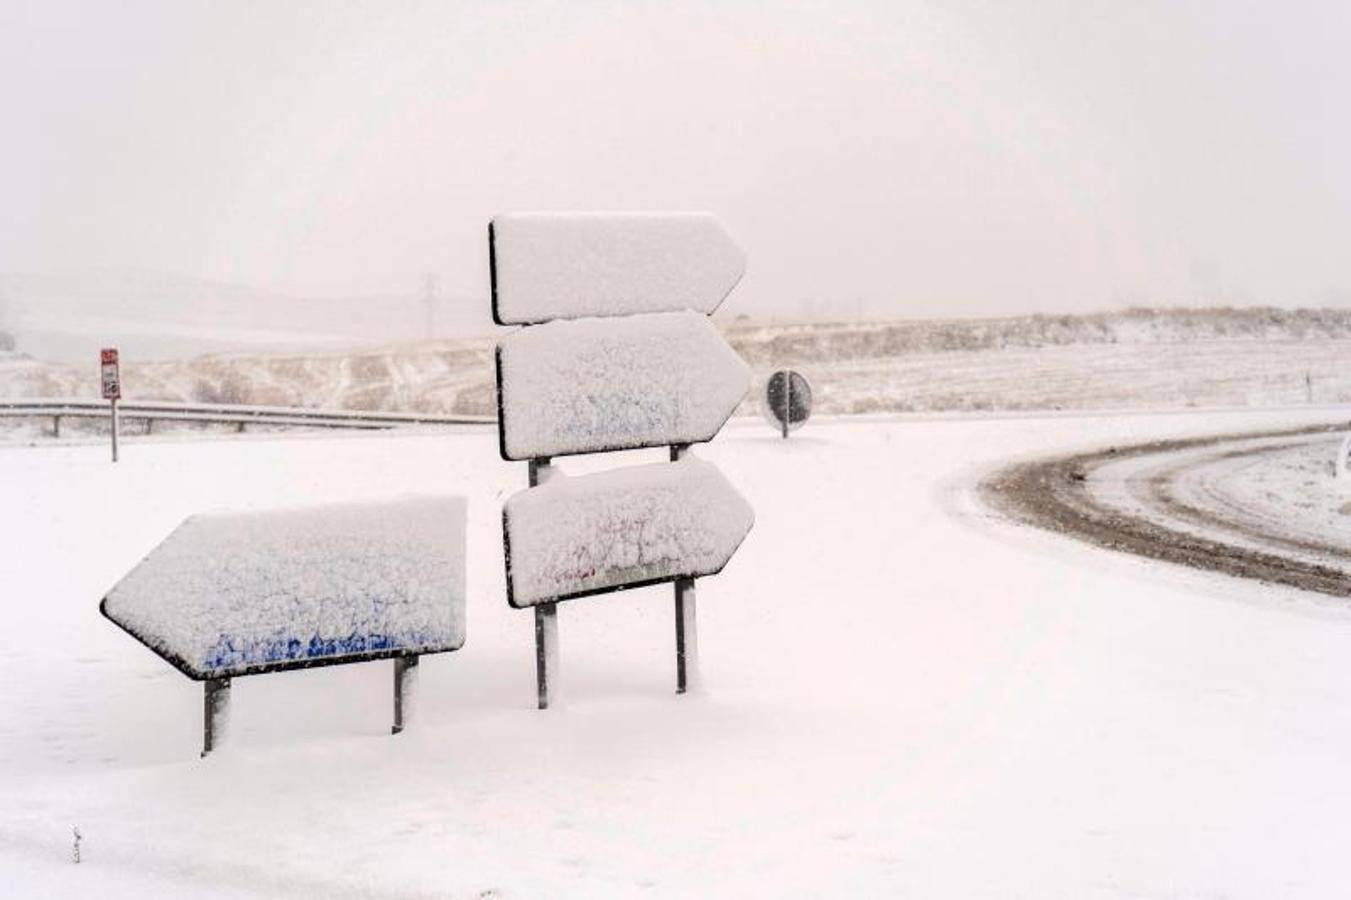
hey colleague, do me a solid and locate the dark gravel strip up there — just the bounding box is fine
[979,422,1351,598]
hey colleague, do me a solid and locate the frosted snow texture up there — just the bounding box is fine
[491,213,745,324]
[504,457,753,606]
[103,497,467,678]
[497,310,750,459]
[1338,435,1351,482]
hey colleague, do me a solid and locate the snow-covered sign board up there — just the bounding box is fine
[503,458,753,607]
[491,210,753,706]
[102,497,467,680]
[489,213,745,325]
[100,347,120,400]
[496,310,751,459]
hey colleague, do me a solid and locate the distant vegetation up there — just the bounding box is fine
[726,306,1351,367]
[4,306,1351,426]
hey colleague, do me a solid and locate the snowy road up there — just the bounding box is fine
[985,423,1351,597]
[4,408,1351,897]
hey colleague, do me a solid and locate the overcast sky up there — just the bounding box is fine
[3,0,1350,320]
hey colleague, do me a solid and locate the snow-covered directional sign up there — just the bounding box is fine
[491,210,753,706]
[503,458,753,607]
[496,310,750,459]
[102,498,467,680]
[490,212,746,325]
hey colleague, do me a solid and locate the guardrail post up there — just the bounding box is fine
[202,677,230,757]
[392,655,419,734]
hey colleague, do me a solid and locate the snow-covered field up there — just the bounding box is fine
[10,309,1351,428]
[6,407,1351,897]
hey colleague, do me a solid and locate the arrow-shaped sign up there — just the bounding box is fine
[496,309,750,460]
[504,457,754,607]
[102,498,467,680]
[490,212,746,325]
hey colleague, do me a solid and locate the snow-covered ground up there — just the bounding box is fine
[5,408,1351,897]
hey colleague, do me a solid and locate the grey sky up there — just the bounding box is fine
[3,0,1350,319]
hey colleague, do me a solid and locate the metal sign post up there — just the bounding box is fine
[391,655,419,734]
[671,443,699,693]
[492,213,754,706]
[202,677,230,757]
[100,348,121,461]
[527,456,558,709]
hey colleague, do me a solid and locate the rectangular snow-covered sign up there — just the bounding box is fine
[495,310,751,459]
[101,497,467,680]
[490,212,746,325]
[503,457,754,607]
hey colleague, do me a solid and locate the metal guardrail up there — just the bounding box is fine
[0,398,494,436]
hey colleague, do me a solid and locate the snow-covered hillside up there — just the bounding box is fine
[5,408,1351,897]
[0,270,491,363]
[5,308,1351,433]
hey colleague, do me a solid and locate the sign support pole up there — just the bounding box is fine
[670,444,700,693]
[535,603,557,709]
[110,397,120,462]
[391,655,419,734]
[782,373,790,439]
[202,677,230,757]
[529,457,558,709]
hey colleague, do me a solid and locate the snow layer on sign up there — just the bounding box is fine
[491,212,746,324]
[504,457,753,606]
[102,497,467,678]
[497,310,750,459]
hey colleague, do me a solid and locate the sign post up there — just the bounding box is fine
[100,348,121,461]
[492,213,754,708]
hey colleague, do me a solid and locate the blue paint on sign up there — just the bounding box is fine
[202,631,433,671]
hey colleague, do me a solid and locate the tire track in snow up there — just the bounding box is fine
[981,422,1351,598]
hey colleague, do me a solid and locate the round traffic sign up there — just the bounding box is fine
[765,369,812,434]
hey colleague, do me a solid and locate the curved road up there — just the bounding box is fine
[981,421,1351,597]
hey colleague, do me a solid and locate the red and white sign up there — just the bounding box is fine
[100,347,121,400]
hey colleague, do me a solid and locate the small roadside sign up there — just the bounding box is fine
[765,369,812,438]
[100,348,121,400]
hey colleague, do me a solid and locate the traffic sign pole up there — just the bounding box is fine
[110,397,120,462]
[202,677,230,757]
[670,444,701,693]
[391,655,419,734]
[101,348,122,462]
[529,457,558,709]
